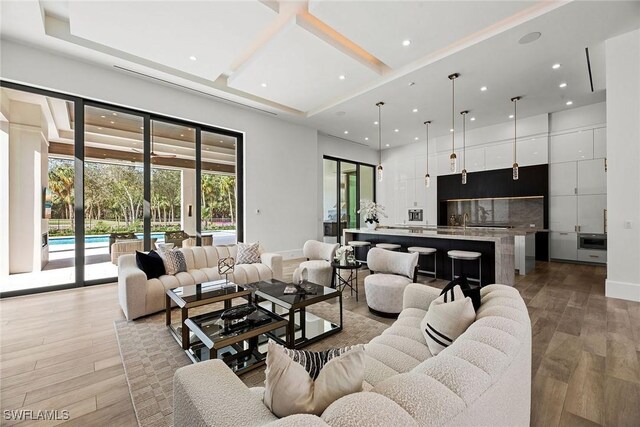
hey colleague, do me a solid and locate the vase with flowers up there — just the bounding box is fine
[357,200,387,230]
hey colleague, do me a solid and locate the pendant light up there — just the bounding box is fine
[448,73,459,172]
[424,120,431,187]
[460,110,469,185]
[376,101,385,182]
[511,96,521,180]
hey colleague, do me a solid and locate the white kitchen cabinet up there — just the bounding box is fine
[577,194,606,233]
[550,232,578,261]
[436,153,454,176]
[577,249,606,264]
[517,137,548,166]
[484,143,512,170]
[463,147,485,172]
[577,158,606,195]
[396,179,409,221]
[414,178,427,208]
[549,195,577,232]
[550,130,594,163]
[549,162,577,196]
[594,127,606,159]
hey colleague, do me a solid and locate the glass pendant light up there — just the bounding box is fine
[376,101,385,182]
[511,96,521,180]
[424,120,431,187]
[448,73,459,173]
[460,110,469,185]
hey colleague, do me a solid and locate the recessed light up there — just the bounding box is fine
[344,130,349,134]
[402,39,411,46]
[552,63,561,69]
[519,32,541,44]
[559,82,567,88]
[480,86,488,92]
[509,115,514,119]
[394,129,399,132]
[374,121,378,125]
[385,144,390,147]
[112,112,117,116]
[338,75,346,80]
[450,129,454,132]
[110,121,115,124]
[566,101,573,105]
[261,83,267,87]
[414,137,419,141]
[365,137,369,141]
[470,117,476,121]
[189,55,197,61]
[412,108,418,113]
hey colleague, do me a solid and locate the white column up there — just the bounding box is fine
[0,121,9,277]
[8,100,45,273]
[181,168,196,236]
[605,29,640,302]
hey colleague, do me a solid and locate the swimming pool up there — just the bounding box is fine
[49,233,165,246]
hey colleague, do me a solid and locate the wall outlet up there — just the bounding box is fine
[624,220,632,229]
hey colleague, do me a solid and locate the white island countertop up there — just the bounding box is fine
[344,225,541,242]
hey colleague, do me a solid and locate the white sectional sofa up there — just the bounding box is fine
[117,245,283,320]
[173,283,532,426]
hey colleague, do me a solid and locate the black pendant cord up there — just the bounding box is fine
[378,103,382,164]
[513,98,517,163]
[424,121,430,173]
[451,77,455,155]
[462,112,466,170]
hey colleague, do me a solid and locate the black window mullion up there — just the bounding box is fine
[143,115,151,251]
[236,134,244,243]
[195,126,202,246]
[355,163,361,229]
[74,100,84,287]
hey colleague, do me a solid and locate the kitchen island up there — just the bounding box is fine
[344,226,539,286]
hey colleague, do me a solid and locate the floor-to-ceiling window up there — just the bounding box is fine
[0,81,243,297]
[322,156,376,244]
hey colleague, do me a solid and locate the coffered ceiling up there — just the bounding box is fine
[2,1,640,148]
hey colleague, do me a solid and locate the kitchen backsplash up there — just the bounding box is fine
[446,197,544,227]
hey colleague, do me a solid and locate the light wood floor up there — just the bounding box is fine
[1,261,638,426]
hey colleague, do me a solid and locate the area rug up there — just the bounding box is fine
[114,299,389,427]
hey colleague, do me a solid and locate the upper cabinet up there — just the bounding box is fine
[577,158,606,195]
[549,162,577,196]
[594,127,606,159]
[550,130,594,163]
[484,143,512,171]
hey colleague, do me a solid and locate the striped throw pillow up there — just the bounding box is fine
[236,242,261,264]
[420,285,476,355]
[264,340,364,417]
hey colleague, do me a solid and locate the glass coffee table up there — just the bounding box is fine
[184,304,288,374]
[165,280,251,350]
[244,279,343,349]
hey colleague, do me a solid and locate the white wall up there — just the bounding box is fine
[0,121,9,276]
[605,29,640,302]
[0,39,318,255]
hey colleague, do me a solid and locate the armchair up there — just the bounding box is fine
[294,240,339,287]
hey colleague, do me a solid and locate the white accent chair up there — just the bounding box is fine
[173,284,532,426]
[293,240,339,287]
[117,244,283,320]
[364,248,419,317]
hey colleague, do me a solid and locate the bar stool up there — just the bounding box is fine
[376,243,401,251]
[348,241,371,264]
[447,250,482,285]
[407,247,437,280]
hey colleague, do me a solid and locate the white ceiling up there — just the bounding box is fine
[1,1,640,148]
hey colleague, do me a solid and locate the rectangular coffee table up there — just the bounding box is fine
[244,279,343,349]
[165,280,251,350]
[184,304,288,374]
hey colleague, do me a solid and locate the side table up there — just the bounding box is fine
[331,260,361,301]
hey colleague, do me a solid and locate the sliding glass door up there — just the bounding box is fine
[322,157,376,244]
[0,80,243,297]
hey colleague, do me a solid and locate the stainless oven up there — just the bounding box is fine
[408,209,423,222]
[578,234,607,251]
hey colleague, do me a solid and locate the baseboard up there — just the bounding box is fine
[605,279,640,302]
[276,249,304,260]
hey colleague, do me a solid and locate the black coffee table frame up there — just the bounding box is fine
[246,280,343,349]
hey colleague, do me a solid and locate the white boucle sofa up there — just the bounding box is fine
[118,245,283,320]
[173,283,532,426]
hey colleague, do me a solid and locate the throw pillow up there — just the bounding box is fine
[440,275,482,312]
[421,285,476,355]
[264,340,365,418]
[236,242,261,264]
[135,250,166,279]
[157,248,187,275]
